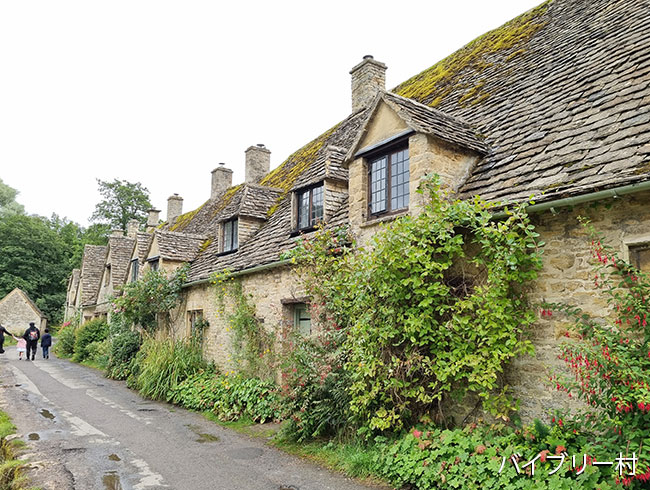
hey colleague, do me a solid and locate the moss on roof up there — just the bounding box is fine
[393,1,551,107]
[170,201,207,232]
[261,123,340,217]
[211,184,243,219]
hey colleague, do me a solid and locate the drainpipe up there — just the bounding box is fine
[491,180,650,220]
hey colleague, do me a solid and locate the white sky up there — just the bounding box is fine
[0,0,542,227]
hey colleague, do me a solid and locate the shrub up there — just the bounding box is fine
[131,337,207,401]
[545,220,650,485]
[106,324,142,380]
[52,323,76,358]
[72,318,108,362]
[371,423,614,489]
[168,371,284,423]
[85,339,111,369]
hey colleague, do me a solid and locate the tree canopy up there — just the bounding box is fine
[90,178,152,233]
[0,178,25,217]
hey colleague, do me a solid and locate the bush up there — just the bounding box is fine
[52,323,76,358]
[85,339,110,369]
[106,326,142,380]
[169,371,284,423]
[131,337,208,401]
[72,318,108,362]
[371,423,615,489]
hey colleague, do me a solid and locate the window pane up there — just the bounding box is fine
[224,220,232,251]
[294,304,311,335]
[232,219,238,249]
[311,186,324,225]
[298,190,310,229]
[370,156,387,214]
[390,148,409,211]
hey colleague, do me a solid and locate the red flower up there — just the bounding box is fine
[412,429,422,439]
[555,445,566,455]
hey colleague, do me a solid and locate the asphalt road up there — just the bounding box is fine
[0,352,384,490]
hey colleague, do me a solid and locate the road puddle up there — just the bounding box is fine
[108,453,121,461]
[39,409,55,420]
[28,433,40,441]
[186,424,220,443]
[102,471,123,490]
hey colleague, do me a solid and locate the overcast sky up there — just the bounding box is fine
[1,0,543,227]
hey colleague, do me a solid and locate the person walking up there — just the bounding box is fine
[40,328,52,359]
[13,336,26,360]
[0,324,13,354]
[23,322,40,361]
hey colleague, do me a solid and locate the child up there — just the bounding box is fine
[41,329,52,359]
[13,336,26,360]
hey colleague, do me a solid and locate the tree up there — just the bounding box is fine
[0,178,25,217]
[90,179,152,233]
[0,214,70,323]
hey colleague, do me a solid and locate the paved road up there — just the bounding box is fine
[0,354,383,490]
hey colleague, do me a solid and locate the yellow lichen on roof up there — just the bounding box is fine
[394,1,551,107]
[169,201,206,232]
[211,184,243,218]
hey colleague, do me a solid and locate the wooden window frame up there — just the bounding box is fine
[296,183,324,232]
[222,218,239,253]
[366,140,410,218]
[293,303,312,336]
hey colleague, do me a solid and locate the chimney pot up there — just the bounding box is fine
[127,219,139,237]
[212,164,233,199]
[350,55,387,113]
[167,194,183,224]
[146,209,161,231]
[245,144,271,184]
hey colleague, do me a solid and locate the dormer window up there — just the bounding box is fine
[297,184,324,231]
[223,218,238,252]
[368,146,409,216]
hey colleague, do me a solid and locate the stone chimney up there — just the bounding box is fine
[111,229,123,237]
[127,219,139,237]
[350,55,387,113]
[245,144,271,184]
[211,163,233,199]
[146,209,160,231]
[167,194,183,223]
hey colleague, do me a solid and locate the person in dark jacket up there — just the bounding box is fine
[23,322,40,361]
[40,328,52,359]
[0,324,13,354]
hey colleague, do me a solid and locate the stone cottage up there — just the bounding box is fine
[0,288,47,332]
[67,0,650,419]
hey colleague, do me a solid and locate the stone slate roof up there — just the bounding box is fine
[107,236,135,288]
[80,245,107,306]
[174,0,650,282]
[393,0,650,204]
[349,91,489,156]
[135,232,153,264]
[156,231,208,262]
[186,110,368,282]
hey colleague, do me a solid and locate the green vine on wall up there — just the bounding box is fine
[285,174,544,436]
[213,271,275,379]
[112,264,189,332]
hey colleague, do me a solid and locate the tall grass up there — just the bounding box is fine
[133,337,208,401]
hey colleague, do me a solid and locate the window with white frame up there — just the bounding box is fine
[294,303,312,336]
[296,184,324,231]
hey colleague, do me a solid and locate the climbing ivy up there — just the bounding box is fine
[287,175,544,435]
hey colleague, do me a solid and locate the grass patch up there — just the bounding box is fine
[0,409,30,489]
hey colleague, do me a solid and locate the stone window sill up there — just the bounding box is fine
[360,210,408,228]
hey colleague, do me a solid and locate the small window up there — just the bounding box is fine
[104,265,111,286]
[130,259,139,283]
[368,146,409,216]
[294,303,312,336]
[297,184,324,230]
[188,309,204,338]
[148,257,160,271]
[223,218,238,252]
[629,244,650,272]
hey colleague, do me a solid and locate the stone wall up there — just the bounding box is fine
[173,265,304,371]
[0,289,46,331]
[508,190,650,421]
